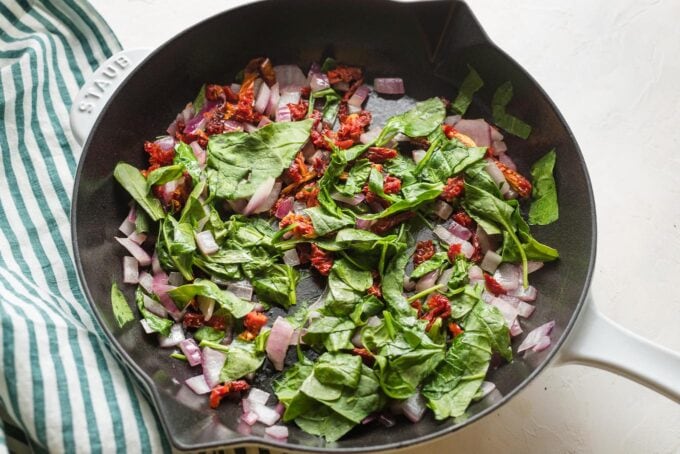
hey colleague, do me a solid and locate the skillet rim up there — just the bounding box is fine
[70,0,597,451]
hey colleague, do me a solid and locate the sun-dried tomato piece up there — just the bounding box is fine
[144,141,174,172]
[441,176,465,202]
[422,294,451,331]
[494,160,532,198]
[383,175,401,195]
[337,102,349,123]
[366,147,398,163]
[452,210,475,230]
[370,211,415,235]
[447,243,462,262]
[367,271,382,298]
[244,57,276,87]
[296,243,311,265]
[182,312,203,329]
[312,154,328,176]
[413,240,435,267]
[484,273,507,295]
[448,322,463,338]
[285,152,310,184]
[243,311,268,335]
[362,184,390,209]
[209,380,250,409]
[295,183,320,208]
[441,124,477,147]
[300,86,311,99]
[352,347,375,367]
[152,174,191,214]
[342,78,365,102]
[410,299,423,317]
[327,65,363,84]
[226,75,262,124]
[288,101,309,121]
[336,111,372,143]
[310,244,333,276]
[470,233,483,263]
[279,213,316,239]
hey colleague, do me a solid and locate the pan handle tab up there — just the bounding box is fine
[69,48,151,146]
[557,295,680,403]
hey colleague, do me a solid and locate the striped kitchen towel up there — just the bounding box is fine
[0,0,174,452]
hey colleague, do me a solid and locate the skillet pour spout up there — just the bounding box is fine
[71,0,602,451]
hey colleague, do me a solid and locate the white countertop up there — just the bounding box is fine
[89,0,680,452]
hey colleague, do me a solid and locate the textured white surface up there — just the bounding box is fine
[89,0,680,452]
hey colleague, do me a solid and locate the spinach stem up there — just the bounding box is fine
[170,352,187,361]
[414,136,442,174]
[407,284,444,303]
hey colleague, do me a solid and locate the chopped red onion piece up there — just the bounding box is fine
[185,374,211,395]
[266,82,280,117]
[454,119,492,147]
[489,126,504,142]
[154,135,175,151]
[258,116,272,128]
[517,301,536,318]
[400,393,427,423]
[532,335,552,352]
[378,413,396,427]
[252,402,281,426]
[481,290,494,304]
[196,230,219,255]
[275,402,285,415]
[264,425,289,440]
[476,225,499,255]
[479,250,502,274]
[167,272,184,287]
[266,317,294,371]
[310,73,330,92]
[517,320,555,353]
[140,319,154,334]
[374,78,405,95]
[143,294,168,318]
[510,319,523,337]
[122,256,139,284]
[241,411,258,426]
[254,82,271,114]
[432,225,474,259]
[445,219,472,241]
[179,339,203,367]
[138,272,153,293]
[189,141,206,169]
[478,381,496,399]
[276,105,291,122]
[201,347,227,388]
[493,263,520,291]
[227,280,253,301]
[499,294,521,307]
[412,149,426,164]
[197,296,215,321]
[415,270,440,293]
[247,387,270,405]
[504,189,518,200]
[151,252,162,275]
[254,181,281,215]
[527,261,544,274]
[127,230,146,245]
[355,218,374,231]
[359,127,382,145]
[493,140,508,156]
[230,83,241,93]
[331,192,365,206]
[490,297,519,327]
[468,265,484,283]
[158,323,185,348]
[433,200,453,220]
[278,89,301,107]
[348,85,370,107]
[274,65,307,91]
[243,177,276,216]
[403,276,416,292]
[272,196,293,219]
[119,217,135,236]
[444,115,461,126]
[351,330,363,348]
[283,248,301,267]
[115,237,151,267]
[485,159,510,196]
[436,268,453,287]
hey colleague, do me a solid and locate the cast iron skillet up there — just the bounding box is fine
[72,0,596,451]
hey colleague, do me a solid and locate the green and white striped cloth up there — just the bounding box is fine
[0,1,174,451]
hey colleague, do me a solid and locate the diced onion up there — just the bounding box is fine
[348,85,370,107]
[274,65,307,90]
[197,296,215,321]
[509,283,537,301]
[266,317,294,371]
[436,268,453,287]
[490,297,519,327]
[518,321,555,353]
[241,411,258,426]
[432,225,474,259]
[400,393,427,423]
[493,263,520,291]
[374,78,405,95]
[122,256,139,284]
[445,219,472,240]
[360,128,382,145]
[468,265,484,283]
[127,230,146,245]
[247,388,270,405]
[276,105,291,122]
[454,119,491,147]
[355,219,374,231]
[252,402,281,426]
[274,196,294,219]
[179,339,203,367]
[310,73,330,92]
[331,192,365,206]
[143,294,168,318]
[510,319,523,337]
[158,323,185,348]
[283,249,301,267]
[119,217,135,236]
[415,270,440,292]
[480,250,502,274]
[244,177,276,216]
[253,182,281,215]
[444,115,461,126]
[138,272,153,293]
[116,237,151,267]
[254,82,271,114]
[227,280,253,301]
[201,347,227,388]
[140,319,154,334]
[485,159,511,196]
[266,82,280,117]
[433,200,453,220]
[527,261,544,274]
[412,149,426,164]
[478,381,496,399]
[185,375,211,395]
[517,301,536,318]
[196,230,219,255]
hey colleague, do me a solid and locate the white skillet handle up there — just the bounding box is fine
[70,48,151,146]
[556,295,680,403]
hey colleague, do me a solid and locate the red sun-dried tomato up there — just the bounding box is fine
[442,124,458,140]
[279,213,316,239]
[422,294,451,332]
[144,141,174,172]
[447,243,462,262]
[452,210,475,230]
[284,152,310,184]
[483,273,507,295]
[383,175,401,195]
[470,232,483,263]
[243,311,268,335]
[295,242,311,265]
[310,244,334,276]
[411,299,423,317]
[327,65,363,84]
[366,147,398,163]
[352,347,375,367]
[441,176,465,202]
[209,380,250,409]
[288,101,309,121]
[295,183,320,208]
[226,75,262,124]
[413,240,435,267]
[367,271,382,298]
[494,159,532,198]
[448,322,463,338]
[336,111,372,143]
[370,211,415,235]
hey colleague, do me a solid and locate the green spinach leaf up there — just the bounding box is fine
[451,66,484,116]
[110,282,134,328]
[528,148,558,225]
[219,338,265,382]
[113,162,165,221]
[134,286,173,336]
[168,278,253,318]
[376,98,446,146]
[491,81,532,139]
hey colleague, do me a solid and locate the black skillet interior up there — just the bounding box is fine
[72,0,596,451]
